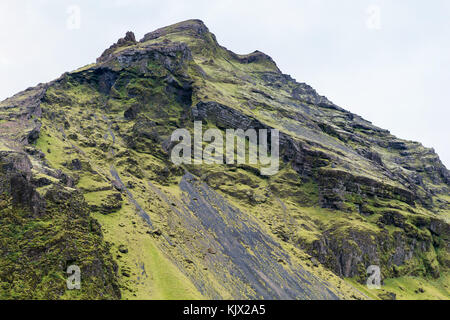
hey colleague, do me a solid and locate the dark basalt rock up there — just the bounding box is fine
[141,19,209,42]
[389,140,408,150]
[292,83,338,110]
[118,244,128,254]
[357,148,384,166]
[378,210,407,228]
[70,158,82,170]
[25,122,41,144]
[0,151,45,217]
[124,105,140,120]
[97,31,137,64]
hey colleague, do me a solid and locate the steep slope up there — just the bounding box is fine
[0,19,448,299]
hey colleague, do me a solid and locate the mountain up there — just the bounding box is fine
[0,19,448,300]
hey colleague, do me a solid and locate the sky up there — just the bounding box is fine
[0,0,449,167]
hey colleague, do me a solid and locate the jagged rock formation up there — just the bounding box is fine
[0,150,120,299]
[0,19,448,300]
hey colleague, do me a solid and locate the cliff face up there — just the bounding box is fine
[0,19,448,300]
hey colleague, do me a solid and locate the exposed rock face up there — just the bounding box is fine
[292,82,338,109]
[142,19,209,42]
[0,151,44,217]
[122,31,136,43]
[0,151,120,299]
[0,19,448,299]
[97,31,137,63]
[177,172,339,299]
[190,99,448,282]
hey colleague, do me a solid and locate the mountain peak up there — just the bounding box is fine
[141,19,209,42]
[1,18,449,300]
[95,20,281,73]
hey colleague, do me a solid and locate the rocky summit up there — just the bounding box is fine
[0,19,449,300]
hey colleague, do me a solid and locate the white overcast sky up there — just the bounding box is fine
[0,0,449,168]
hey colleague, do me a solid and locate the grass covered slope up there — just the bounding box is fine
[0,19,448,299]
